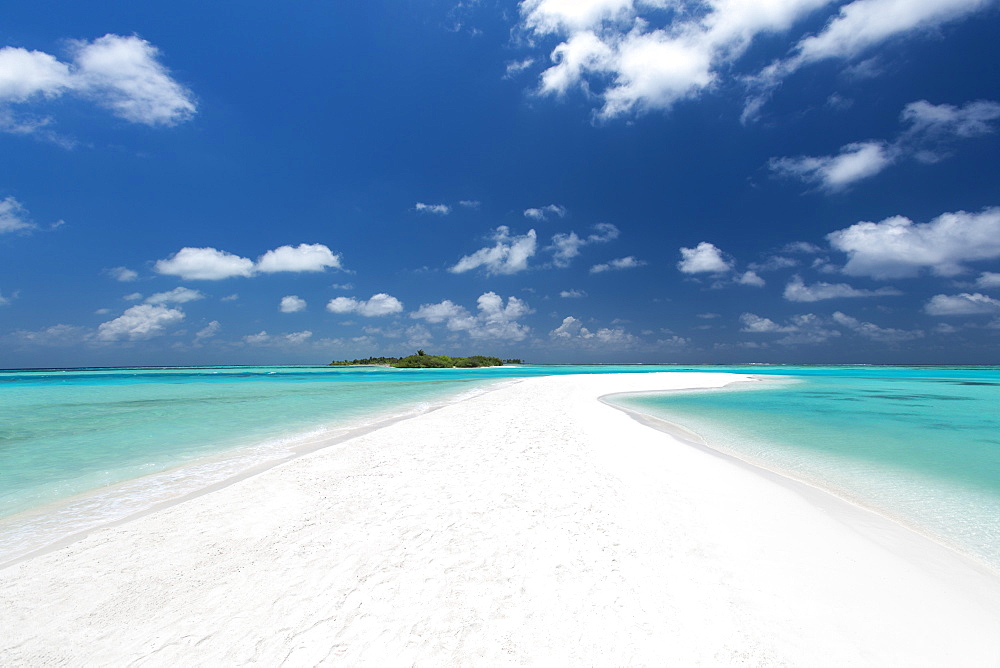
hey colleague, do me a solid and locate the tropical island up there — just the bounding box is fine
[329,350,524,368]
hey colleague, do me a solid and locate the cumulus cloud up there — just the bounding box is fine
[747,0,992,118]
[155,247,255,280]
[549,315,639,347]
[548,222,618,267]
[770,141,891,191]
[740,312,841,344]
[976,272,1000,289]
[770,100,1000,190]
[735,271,765,287]
[256,243,342,273]
[517,0,988,120]
[450,226,538,275]
[415,202,451,215]
[677,242,732,274]
[590,255,645,274]
[242,330,313,345]
[827,207,1000,279]
[924,293,1000,316]
[0,196,36,233]
[0,34,195,132]
[791,0,991,67]
[195,320,220,340]
[411,292,533,341]
[783,275,901,302]
[108,266,138,282]
[831,311,924,342]
[524,204,567,221]
[326,293,404,317]
[145,287,204,305]
[97,304,184,341]
[560,289,586,298]
[280,295,307,313]
[155,243,343,280]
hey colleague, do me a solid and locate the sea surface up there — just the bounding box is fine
[2,364,998,571]
[610,365,1000,571]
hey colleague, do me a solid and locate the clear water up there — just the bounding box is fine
[0,364,675,563]
[3,364,999,573]
[611,366,1000,571]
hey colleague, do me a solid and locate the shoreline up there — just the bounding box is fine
[2,372,998,664]
[601,389,1000,579]
[0,376,521,569]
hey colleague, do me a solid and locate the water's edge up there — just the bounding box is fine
[599,383,1000,578]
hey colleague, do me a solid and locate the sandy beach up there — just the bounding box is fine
[2,371,999,665]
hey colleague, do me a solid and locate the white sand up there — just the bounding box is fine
[2,372,999,665]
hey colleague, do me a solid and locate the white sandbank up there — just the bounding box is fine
[2,372,999,665]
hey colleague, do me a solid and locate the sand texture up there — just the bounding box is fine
[2,372,999,666]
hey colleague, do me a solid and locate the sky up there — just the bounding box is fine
[2,0,999,366]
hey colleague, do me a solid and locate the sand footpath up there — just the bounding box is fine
[2,372,999,665]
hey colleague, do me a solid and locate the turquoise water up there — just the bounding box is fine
[611,366,1000,570]
[2,364,999,572]
[0,364,673,563]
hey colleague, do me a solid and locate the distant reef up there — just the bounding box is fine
[329,351,523,368]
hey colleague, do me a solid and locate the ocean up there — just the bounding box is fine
[2,364,998,571]
[609,365,1000,571]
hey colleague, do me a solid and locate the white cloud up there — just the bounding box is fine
[0,196,35,233]
[155,247,255,280]
[415,202,451,215]
[195,321,220,340]
[145,287,204,305]
[740,312,840,344]
[901,99,1000,143]
[284,330,313,344]
[244,331,271,345]
[155,243,341,280]
[256,243,342,273]
[736,270,765,287]
[740,312,795,333]
[8,323,89,346]
[831,311,924,342]
[770,100,1000,190]
[280,295,307,313]
[521,0,836,119]
[549,315,639,347]
[769,141,891,191]
[326,293,404,317]
[792,0,991,66]
[828,207,1000,279]
[560,289,586,298]
[783,275,901,302]
[524,204,567,220]
[590,255,645,274]
[108,266,138,282]
[976,272,1000,289]
[123,292,143,301]
[468,292,533,340]
[504,57,536,78]
[459,200,481,209]
[548,223,618,267]
[412,292,533,341]
[410,299,470,326]
[0,34,195,131]
[450,226,538,275]
[97,304,185,341]
[924,293,1000,316]
[677,242,731,274]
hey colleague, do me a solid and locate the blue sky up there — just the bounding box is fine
[2,0,999,366]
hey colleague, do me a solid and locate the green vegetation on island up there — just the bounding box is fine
[329,350,524,368]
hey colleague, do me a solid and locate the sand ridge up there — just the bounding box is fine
[1,372,999,665]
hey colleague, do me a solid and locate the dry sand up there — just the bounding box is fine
[2,372,999,666]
